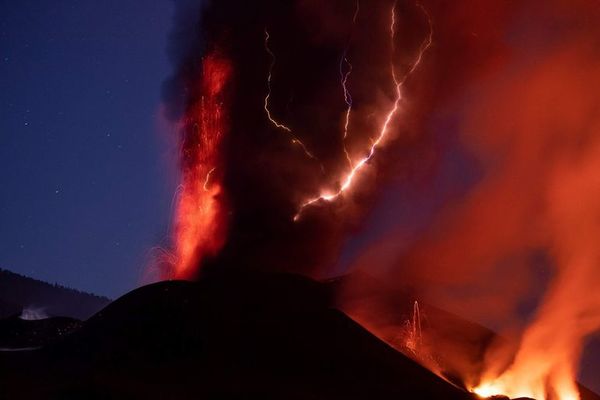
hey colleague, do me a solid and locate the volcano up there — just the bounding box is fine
[2,0,600,398]
[0,270,597,400]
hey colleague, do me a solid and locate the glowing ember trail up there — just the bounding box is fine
[340,0,360,167]
[405,301,422,352]
[294,2,433,221]
[171,52,231,278]
[203,167,216,191]
[264,29,318,162]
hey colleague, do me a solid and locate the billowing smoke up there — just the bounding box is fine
[162,0,436,279]
[339,1,600,399]
[161,0,600,398]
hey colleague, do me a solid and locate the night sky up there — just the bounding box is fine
[0,1,177,298]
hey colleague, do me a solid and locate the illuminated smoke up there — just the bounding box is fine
[162,1,599,397]
[339,1,600,398]
[164,0,438,278]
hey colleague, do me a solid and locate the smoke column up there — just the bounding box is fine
[162,0,435,279]
[161,0,600,398]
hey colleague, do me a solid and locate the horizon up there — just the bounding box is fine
[0,1,177,298]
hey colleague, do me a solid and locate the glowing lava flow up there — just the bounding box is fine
[171,52,231,278]
[473,374,579,400]
[472,309,583,400]
[340,0,361,167]
[264,29,318,161]
[294,2,433,221]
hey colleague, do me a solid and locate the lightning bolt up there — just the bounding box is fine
[340,57,354,166]
[340,0,361,167]
[294,2,433,221]
[264,29,319,162]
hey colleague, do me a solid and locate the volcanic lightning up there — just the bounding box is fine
[340,56,354,166]
[294,2,433,221]
[340,0,361,167]
[264,29,319,162]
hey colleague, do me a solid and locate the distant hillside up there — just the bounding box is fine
[0,269,111,320]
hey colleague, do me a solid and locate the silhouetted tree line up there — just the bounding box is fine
[0,269,111,320]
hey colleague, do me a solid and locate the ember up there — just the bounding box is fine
[171,52,231,278]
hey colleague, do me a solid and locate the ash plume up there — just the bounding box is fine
[161,0,600,398]
[162,0,436,278]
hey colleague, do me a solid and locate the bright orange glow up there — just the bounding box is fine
[171,52,231,278]
[294,2,433,221]
[472,369,580,400]
[472,320,583,399]
[466,38,600,400]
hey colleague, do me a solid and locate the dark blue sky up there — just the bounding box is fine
[0,1,177,298]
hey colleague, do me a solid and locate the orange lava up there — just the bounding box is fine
[171,52,231,279]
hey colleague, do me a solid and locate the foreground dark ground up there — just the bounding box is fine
[0,271,597,400]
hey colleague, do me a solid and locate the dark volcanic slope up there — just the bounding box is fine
[0,315,81,349]
[2,271,597,400]
[1,271,475,400]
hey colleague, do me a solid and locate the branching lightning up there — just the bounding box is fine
[294,2,433,221]
[264,29,319,162]
[340,57,354,166]
[340,0,361,167]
